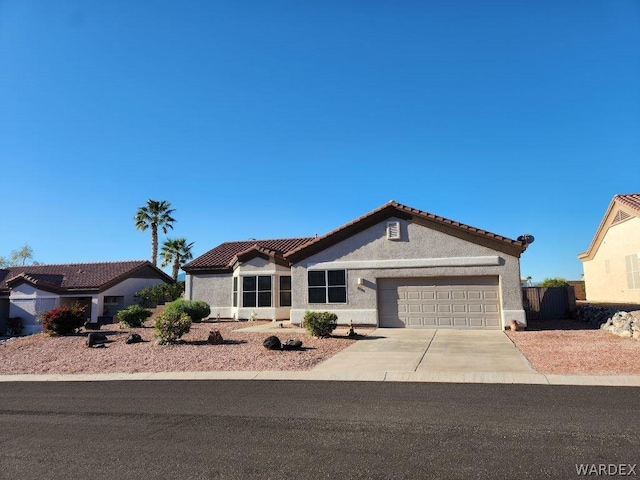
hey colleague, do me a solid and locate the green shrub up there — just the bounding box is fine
[154,310,192,344]
[540,277,569,287]
[117,304,152,328]
[7,317,23,336]
[135,281,185,308]
[164,299,211,323]
[303,310,338,338]
[39,304,86,335]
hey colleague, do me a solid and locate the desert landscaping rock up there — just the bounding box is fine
[126,333,143,344]
[86,333,108,348]
[263,335,281,350]
[600,311,640,340]
[0,321,357,375]
[207,330,223,345]
[281,339,303,351]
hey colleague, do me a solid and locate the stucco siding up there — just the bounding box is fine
[99,277,167,321]
[583,217,640,303]
[291,218,524,327]
[189,273,233,318]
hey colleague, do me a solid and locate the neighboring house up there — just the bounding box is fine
[578,194,640,304]
[0,261,173,334]
[184,201,529,329]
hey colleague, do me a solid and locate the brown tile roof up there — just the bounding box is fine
[285,200,526,262]
[615,193,640,212]
[0,261,171,293]
[182,238,314,272]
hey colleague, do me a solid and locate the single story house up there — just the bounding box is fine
[184,201,529,329]
[578,194,640,304]
[0,260,173,334]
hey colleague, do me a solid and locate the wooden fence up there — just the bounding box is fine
[522,286,577,320]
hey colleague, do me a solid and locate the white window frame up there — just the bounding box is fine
[307,269,347,304]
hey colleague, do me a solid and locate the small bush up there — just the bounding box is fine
[164,299,211,323]
[540,277,569,287]
[154,310,192,344]
[303,310,338,338]
[40,304,86,336]
[117,305,152,328]
[135,281,185,308]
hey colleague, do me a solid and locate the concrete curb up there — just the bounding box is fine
[1,371,639,386]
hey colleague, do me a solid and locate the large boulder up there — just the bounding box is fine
[600,311,640,339]
[263,335,281,350]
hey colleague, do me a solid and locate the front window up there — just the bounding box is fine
[308,270,346,303]
[280,276,292,307]
[232,277,238,307]
[625,254,640,289]
[242,275,272,307]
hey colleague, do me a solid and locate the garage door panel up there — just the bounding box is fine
[378,277,501,329]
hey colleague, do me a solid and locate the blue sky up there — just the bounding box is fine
[1,1,639,282]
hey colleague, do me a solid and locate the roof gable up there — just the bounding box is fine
[578,194,640,261]
[285,201,526,262]
[0,261,173,293]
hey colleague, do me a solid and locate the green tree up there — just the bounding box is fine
[160,237,194,281]
[540,277,569,287]
[134,200,176,267]
[0,244,40,267]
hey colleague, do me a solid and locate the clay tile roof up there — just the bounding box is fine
[0,261,170,293]
[182,238,314,272]
[615,193,640,212]
[285,200,525,262]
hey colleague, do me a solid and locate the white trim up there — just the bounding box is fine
[290,308,377,325]
[238,269,279,275]
[306,256,501,270]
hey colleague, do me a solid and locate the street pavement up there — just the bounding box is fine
[0,380,638,479]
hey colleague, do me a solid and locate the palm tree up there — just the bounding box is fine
[135,200,176,267]
[160,237,194,281]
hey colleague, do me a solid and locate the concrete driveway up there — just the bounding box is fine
[313,329,535,374]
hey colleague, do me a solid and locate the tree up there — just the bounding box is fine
[540,277,569,287]
[134,200,176,267]
[0,244,40,267]
[160,237,194,281]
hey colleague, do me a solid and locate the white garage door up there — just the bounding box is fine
[378,277,501,328]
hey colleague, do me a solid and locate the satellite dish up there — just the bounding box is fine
[517,234,535,245]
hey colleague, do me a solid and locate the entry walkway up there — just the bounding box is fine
[312,328,535,374]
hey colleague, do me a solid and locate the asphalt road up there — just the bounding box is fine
[0,380,638,479]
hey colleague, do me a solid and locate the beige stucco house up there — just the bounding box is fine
[0,261,173,334]
[578,194,640,304]
[184,201,530,329]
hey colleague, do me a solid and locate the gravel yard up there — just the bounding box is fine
[507,316,640,375]
[0,321,358,375]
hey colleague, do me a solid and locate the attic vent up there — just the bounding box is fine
[386,221,401,240]
[612,210,631,224]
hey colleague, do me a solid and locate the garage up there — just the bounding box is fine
[378,277,501,328]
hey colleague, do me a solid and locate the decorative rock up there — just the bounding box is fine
[600,311,640,339]
[84,321,101,331]
[207,330,224,345]
[86,332,108,347]
[281,339,303,351]
[126,333,142,344]
[263,335,281,350]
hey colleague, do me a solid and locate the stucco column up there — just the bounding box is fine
[90,295,99,323]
